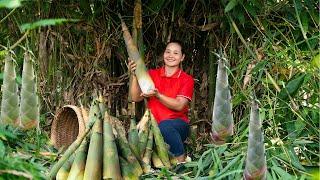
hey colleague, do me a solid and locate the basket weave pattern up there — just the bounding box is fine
[51,105,86,149]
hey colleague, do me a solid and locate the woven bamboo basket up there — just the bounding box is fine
[50,105,88,149]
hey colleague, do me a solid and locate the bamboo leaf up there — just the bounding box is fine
[311,53,320,69]
[224,0,238,13]
[20,18,79,32]
[271,166,293,179]
[279,74,306,100]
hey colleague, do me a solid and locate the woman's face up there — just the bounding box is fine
[163,42,185,68]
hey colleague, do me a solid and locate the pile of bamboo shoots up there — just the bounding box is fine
[49,97,174,180]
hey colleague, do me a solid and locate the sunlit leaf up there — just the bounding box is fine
[279,74,306,100]
[311,53,320,69]
[0,0,21,9]
[225,0,238,13]
[20,18,79,32]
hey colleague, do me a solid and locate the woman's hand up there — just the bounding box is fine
[141,88,159,98]
[128,59,137,75]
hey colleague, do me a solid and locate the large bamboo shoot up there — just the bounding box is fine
[103,111,122,180]
[150,112,171,168]
[119,14,155,94]
[83,111,103,180]
[211,59,234,145]
[56,155,75,180]
[67,137,89,180]
[244,100,267,180]
[20,52,39,129]
[0,54,19,127]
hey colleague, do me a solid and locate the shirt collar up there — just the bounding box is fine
[160,66,182,78]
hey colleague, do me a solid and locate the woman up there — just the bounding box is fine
[128,40,194,163]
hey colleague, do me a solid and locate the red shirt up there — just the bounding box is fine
[147,67,194,124]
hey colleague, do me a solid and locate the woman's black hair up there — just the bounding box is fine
[166,40,185,54]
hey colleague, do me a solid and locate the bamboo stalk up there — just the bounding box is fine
[103,111,122,180]
[142,130,153,164]
[114,120,143,177]
[83,111,103,180]
[128,116,140,159]
[67,136,89,180]
[150,112,171,168]
[56,154,75,180]
[138,117,149,157]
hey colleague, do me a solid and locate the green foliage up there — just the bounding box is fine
[311,53,320,69]
[0,0,21,9]
[278,74,306,100]
[0,126,54,179]
[20,18,79,32]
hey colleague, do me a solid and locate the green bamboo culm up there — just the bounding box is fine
[244,100,267,180]
[56,154,75,180]
[83,107,103,180]
[138,111,150,157]
[103,111,122,180]
[119,157,139,180]
[211,58,234,145]
[19,52,39,129]
[114,117,143,177]
[150,112,171,168]
[0,54,20,127]
[49,98,100,179]
[128,115,140,159]
[141,130,153,173]
[67,136,89,180]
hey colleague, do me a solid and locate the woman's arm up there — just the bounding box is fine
[142,89,189,111]
[156,93,189,111]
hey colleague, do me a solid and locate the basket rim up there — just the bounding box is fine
[50,105,86,149]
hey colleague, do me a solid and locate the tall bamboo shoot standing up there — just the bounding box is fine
[0,54,20,127]
[20,52,39,129]
[211,59,234,145]
[244,100,267,180]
